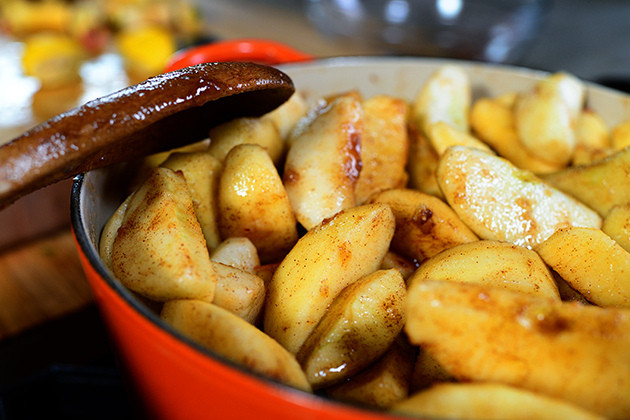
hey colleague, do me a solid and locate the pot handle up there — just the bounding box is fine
[165,39,314,72]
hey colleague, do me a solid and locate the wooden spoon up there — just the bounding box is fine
[0,61,294,209]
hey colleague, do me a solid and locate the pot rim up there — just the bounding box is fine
[69,54,630,419]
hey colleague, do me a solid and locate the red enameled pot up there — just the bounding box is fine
[71,39,630,420]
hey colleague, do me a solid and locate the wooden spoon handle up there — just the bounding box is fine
[0,61,294,209]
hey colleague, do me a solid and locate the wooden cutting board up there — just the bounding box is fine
[0,228,93,339]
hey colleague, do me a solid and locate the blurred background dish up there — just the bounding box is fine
[304,0,551,63]
[0,0,205,86]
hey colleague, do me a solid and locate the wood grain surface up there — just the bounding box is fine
[0,230,93,339]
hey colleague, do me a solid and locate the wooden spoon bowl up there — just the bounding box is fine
[0,61,294,209]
